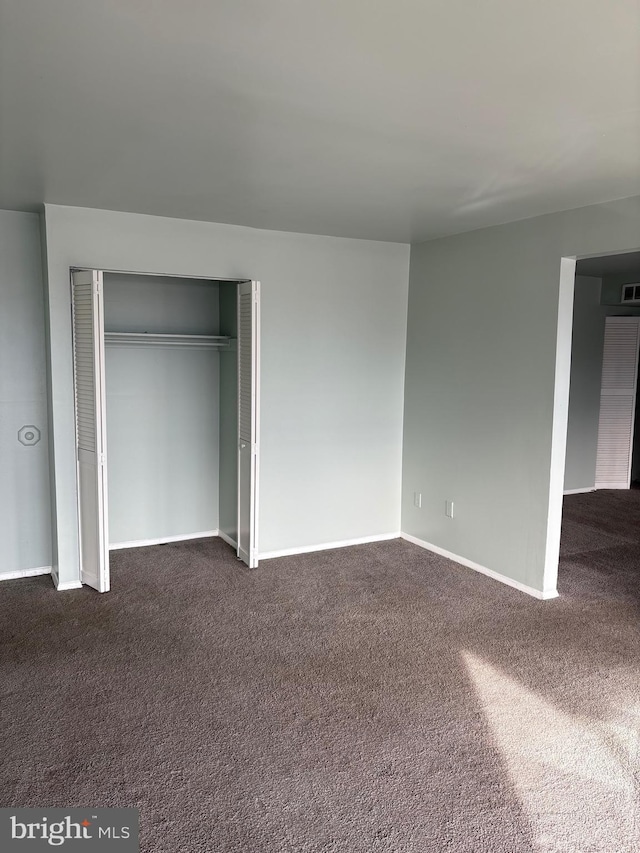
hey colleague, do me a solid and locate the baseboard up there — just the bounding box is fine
[400,533,558,600]
[55,579,83,591]
[0,566,52,582]
[109,530,219,550]
[218,531,238,549]
[563,487,595,495]
[260,532,401,560]
[50,567,82,591]
[594,483,628,490]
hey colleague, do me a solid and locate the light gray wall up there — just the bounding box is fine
[42,205,410,585]
[601,274,640,305]
[103,273,220,334]
[218,283,238,543]
[402,196,640,595]
[103,274,220,545]
[564,277,640,492]
[564,277,606,492]
[0,210,52,575]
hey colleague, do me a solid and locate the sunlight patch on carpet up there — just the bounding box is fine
[461,650,640,852]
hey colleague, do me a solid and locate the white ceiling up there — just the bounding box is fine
[1,0,639,242]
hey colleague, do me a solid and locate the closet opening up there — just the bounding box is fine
[71,269,260,593]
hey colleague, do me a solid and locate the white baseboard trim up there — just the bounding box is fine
[218,531,238,549]
[55,579,83,591]
[563,487,596,495]
[260,532,401,560]
[109,530,219,550]
[400,533,558,600]
[50,567,82,591]
[0,566,52,582]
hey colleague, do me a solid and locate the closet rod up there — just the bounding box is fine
[104,332,232,349]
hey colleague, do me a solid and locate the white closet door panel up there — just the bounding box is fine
[237,281,260,568]
[238,292,253,442]
[595,316,640,490]
[600,323,640,389]
[72,269,110,592]
[595,395,636,487]
[238,442,253,562]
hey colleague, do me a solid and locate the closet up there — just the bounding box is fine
[71,269,260,592]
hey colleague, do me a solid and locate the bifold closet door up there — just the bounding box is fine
[595,316,640,490]
[71,269,110,592]
[237,280,260,568]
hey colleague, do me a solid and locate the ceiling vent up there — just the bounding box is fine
[620,283,640,304]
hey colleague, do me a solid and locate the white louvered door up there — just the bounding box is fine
[237,280,260,567]
[72,269,110,591]
[594,316,640,490]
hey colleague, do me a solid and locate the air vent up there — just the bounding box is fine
[621,283,640,304]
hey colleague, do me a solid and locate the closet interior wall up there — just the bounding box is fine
[103,274,238,548]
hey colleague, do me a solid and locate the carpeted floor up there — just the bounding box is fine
[1,491,639,852]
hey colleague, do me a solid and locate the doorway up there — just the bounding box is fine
[565,252,640,496]
[70,269,260,592]
[544,249,640,593]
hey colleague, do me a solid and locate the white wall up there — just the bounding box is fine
[402,196,640,596]
[103,274,221,545]
[0,210,52,577]
[42,205,410,585]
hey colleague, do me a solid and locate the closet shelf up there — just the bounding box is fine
[104,332,233,349]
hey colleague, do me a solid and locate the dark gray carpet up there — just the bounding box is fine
[1,493,639,852]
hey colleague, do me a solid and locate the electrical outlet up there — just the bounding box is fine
[414,491,422,508]
[445,500,454,518]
